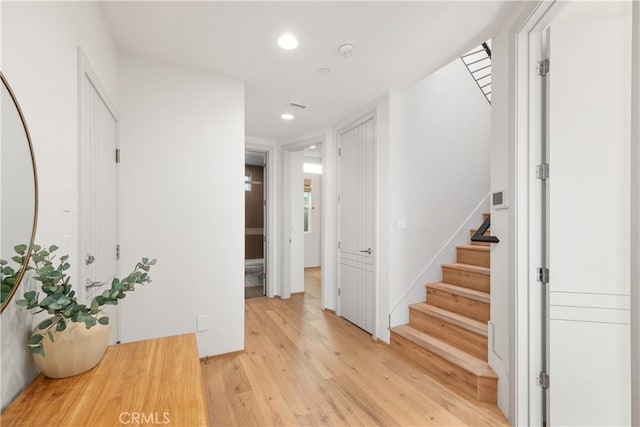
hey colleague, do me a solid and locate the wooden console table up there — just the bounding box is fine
[2,333,209,426]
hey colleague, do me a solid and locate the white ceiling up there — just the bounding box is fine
[101,1,521,141]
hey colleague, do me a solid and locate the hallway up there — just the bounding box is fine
[201,270,507,426]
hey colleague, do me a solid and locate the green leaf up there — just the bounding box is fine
[28,334,43,345]
[38,318,53,330]
[40,295,55,306]
[47,331,54,343]
[48,245,59,253]
[15,299,29,307]
[11,256,23,264]
[56,319,67,332]
[84,317,97,329]
[31,346,45,357]
[98,316,109,325]
[14,244,27,255]
[24,290,36,300]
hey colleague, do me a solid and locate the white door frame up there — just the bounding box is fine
[513,2,640,424]
[245,143,276,298]
[77,47,121,340]
[335,111,377,339]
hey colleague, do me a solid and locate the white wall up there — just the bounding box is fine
[488,23,513,417]
[0,2,119,410]
[631,3,640,425]
[385,58,491,340]
[304,170,322,268]
[118,54,244,358]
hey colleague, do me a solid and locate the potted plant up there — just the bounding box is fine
[7,244,156,378]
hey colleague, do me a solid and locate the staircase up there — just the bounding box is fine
[390,213,497,403]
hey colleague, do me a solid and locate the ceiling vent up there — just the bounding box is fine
[289,102,307,110]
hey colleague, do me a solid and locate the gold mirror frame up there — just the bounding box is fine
[0,71,39,313]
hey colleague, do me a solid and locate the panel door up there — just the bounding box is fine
[80,69,119,343]
[339,118,375,334]
[546,3,632,425]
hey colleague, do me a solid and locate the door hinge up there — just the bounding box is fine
[536,163,550,180]
[538,371,550,389]
[536,267,549,284]
[338,148,341,156]
[338,195,341,204]
[338,288,341,296]
[116,244,120,260]
[115,148,121,164]
[338,241,341,249]
[539,58,550,76]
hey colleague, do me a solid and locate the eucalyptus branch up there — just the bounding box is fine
[9,245,156,357]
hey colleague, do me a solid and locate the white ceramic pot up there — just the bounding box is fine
[32,315,111,379]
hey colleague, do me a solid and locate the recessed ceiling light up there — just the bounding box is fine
[278,34,298,50]
[309,145,317,149]
[318,67,331,74]
[281,113,294,120]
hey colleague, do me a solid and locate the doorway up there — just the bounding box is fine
[244,150,267,299]
[303,144,323,297]
[281,137,325,301]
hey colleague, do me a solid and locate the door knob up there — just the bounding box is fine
[85,254,95,265]
[359,248,372,255]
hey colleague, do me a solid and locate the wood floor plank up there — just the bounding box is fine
[201,268,508,426]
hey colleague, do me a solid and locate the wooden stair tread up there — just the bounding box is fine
[409,303,487,337]
[470,228,491,234]
[456,244,489,253]
[391,325,497,378]
[426,282,490,303]
[442,262,490,275]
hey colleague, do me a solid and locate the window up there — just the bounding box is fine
[303,163,322,174]
[244,173,252,191]
[304,191,312,233]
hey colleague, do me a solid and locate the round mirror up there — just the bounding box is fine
[0,72,38,312]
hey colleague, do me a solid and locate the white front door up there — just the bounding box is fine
[544,3,632,425]
[79,57,119,343]
[338,117,375,334]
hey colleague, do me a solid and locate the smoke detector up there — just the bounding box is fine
[339,42,355,58]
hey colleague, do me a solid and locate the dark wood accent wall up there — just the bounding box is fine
[245,165,264,260]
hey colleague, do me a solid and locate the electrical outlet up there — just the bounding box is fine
[196,315,209,332]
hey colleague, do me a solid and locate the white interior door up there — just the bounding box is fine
[546,3,632,425]
[282,149,304,298]
[79,59,119,344]
[338,118,375,334]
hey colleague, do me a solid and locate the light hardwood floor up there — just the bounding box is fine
[201,268,508,426]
